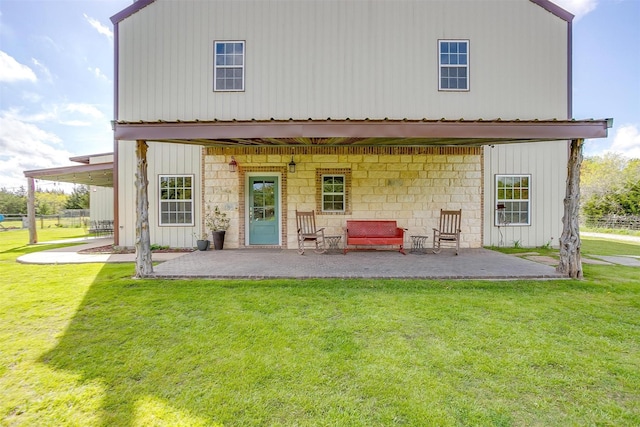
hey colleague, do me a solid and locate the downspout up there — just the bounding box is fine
[112,17,120,246]
[567,19,573,119]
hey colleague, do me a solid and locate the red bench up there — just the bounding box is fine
[344,220,407,255]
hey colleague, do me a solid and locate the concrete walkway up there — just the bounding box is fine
[17,238,187,265]
[16,232,639,279]
[581,232,640,244]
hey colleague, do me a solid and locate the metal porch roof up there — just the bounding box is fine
[113,118,612,147]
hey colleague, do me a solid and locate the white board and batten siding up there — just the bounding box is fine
[116,0,568,122]
[116,0,571,248]
[90,187,114,222]
[483,141,568,248]
[89,154,114,222]
[117,142,202,248]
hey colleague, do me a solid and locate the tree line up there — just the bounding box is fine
[581,153,640,218]
[0,185,89,216]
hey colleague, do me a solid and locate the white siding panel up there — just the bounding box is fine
[117,0,569,122]
[90,186,114,222]
[118,142,202,248]
[483,141,567,247]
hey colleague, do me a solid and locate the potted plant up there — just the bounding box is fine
[193,232,210,251]
[205,205,230,250]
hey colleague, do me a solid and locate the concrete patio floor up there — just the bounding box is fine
[149,247,566,280]
[20,233,639,279]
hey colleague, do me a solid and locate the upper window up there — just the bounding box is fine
[214,41,245,91]
[495,175,530,226]
[159,175,194,226]
[439,40,469,91]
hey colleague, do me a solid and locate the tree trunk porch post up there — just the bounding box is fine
[135,139,153,277]
[557,138,584,279]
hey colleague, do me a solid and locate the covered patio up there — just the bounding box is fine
[113,117,612,279]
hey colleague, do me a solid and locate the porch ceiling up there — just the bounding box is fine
[113,118,612,147]
[24,162,114,187]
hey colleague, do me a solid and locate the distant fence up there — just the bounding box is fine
[0,209,90,230]
[581,214,640,231]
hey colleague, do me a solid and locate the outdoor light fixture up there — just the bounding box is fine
[228,156,238,172]
[288,156,296,173]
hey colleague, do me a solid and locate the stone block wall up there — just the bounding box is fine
[204,146,483,249]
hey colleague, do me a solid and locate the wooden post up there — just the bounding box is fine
[135,140,153,277]
[27,177,37,244]
[557,138,583,278]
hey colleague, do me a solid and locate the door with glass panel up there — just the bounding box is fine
[248,176,279,245]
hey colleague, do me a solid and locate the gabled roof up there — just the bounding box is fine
[110,0,574,25]
[530,0,574,22]
[110,0,156,25]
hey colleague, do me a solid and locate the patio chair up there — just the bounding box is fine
[432,209,462,255]
[296,210,326,255]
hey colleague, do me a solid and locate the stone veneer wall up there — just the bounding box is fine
[204,146,483,249]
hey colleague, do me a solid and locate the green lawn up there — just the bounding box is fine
[1,230,639,426]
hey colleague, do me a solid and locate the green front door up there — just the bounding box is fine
[249,176,279,245]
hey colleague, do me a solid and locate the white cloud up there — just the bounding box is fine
[0,112,73,190]
[64,103,104,119]
[88,66,109,81]
[2,106,57,125]
[607,124,640,159]
[59,120,92,127]
[22,92,43,103]
[31,58,53,82]
[83,14,113,41]
[0,50,37,83]
[4,103,105,127]
[553,0,599,20]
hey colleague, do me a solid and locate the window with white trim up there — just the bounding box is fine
[214,41,245,91]
[322,175,346,213]
[159,175,194,226]
[495,175,530,226]
[439,40,469,91]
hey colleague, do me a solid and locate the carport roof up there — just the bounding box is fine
[24,161,113,187]
[113,118,612,147]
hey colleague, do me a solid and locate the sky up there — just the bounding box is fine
[0,0,639,193]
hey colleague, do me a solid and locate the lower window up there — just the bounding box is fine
[316,169,351,214]
[322,175,345,212]
[159,175,194,225]
[495,174,530,226]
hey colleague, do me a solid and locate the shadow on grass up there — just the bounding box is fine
[40,263,640,426]
[0,243,81,256]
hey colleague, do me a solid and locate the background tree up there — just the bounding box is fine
[0,188,27,215]
[36,189,68,215]
[581,154,640,218]
[64,185,90,210]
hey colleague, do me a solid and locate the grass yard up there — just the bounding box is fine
[1,230,639,426]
